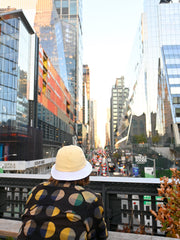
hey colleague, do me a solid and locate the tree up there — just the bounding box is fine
[150,168,180,238]
[152,134,160,144]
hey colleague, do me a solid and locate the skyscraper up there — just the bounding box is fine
[126,0,180,162]
[0,0,69,91]
[0,10,41,160]
[83,64,90,150]
[110,77,129,150]
[0,8,75,161]
[54,0,83,124]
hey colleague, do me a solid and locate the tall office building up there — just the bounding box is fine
[105,108,111,148]
[0,10,41,160]
[0,0,69,91]
[125,0,180,162]
[83,65,90,125]
[89,100,97,150]
[82,64,90,150]
[54,0,83,124]
[0,9,75,161]
[34,0,69,90]
[110,77,129,150]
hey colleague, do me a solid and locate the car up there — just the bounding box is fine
[113,172,122,176]
[109,163,115,172]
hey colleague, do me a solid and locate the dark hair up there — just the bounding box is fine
[48,175,90,186]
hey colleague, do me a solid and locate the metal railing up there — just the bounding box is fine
[0,174,164,236]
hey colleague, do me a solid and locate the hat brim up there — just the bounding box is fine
[51,161,92,181]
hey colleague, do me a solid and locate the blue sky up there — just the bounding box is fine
[83,0,144,146]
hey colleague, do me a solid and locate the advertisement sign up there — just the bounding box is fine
[135,154,147,164]
[132,167,139,177]
[144,167,154,178]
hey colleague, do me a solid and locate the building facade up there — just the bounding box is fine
[110,77,129,150]
[0,10,41,161]
[38,45,74,158]
[54,0,84,125]
[105,108,111,148]
[83,64,91,150]
[125,0,180,163]
[0,10,75,161]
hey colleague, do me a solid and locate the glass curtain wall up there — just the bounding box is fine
[0,17,18,130]
[126,0,180,148]
[0,17,31,133]
[54,0,83,123]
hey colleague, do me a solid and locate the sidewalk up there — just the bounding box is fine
[108,231,175,240]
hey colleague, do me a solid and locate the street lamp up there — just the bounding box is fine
[147,157,156,178]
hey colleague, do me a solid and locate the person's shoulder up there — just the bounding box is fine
[84,186,100,194]
[83,187,102,199]
[30,181,51,193]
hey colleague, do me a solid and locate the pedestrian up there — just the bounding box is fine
[17,145,108,240]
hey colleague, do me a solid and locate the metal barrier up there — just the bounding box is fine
[0,174,164,236]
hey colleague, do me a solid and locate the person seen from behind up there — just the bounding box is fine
[17,145,108,240]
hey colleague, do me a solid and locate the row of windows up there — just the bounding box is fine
[169,78,180,85]
[0,100,16,115]
[165,54,180,59]
[0,35,18,50]
[0,87,17,101]
[0,115,16,127]
[163,45,180,52]
[0,19,19,36]
[166,58,180,65]
[170,86,180,95]
[167,68,180,75]
[0,73,17,88]
[38,120,72,144]
[0,58,17,74]
[173,97,180,104]
[176,108,180,118]
[38,104,70,133]
[0,44,18,62]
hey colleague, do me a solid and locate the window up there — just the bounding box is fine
[62,7,68,14]
[70,2,76,15]
[175,108,180,117]
[173,97,180,104]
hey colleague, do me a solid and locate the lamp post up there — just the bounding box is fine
[147,157,156,178]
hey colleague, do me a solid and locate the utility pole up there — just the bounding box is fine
[147,157,156,178]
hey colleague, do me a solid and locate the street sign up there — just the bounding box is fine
[135,154,147,164]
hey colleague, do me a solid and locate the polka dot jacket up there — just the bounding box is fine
[17,181,108,240]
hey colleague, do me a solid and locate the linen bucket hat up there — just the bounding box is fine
[51,145,92,180]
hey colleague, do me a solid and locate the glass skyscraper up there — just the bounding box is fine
[125,0,180,161]
[0,10,42,160]
[34,0,69,91]
[0,0,69,91]
[54,0,83,123]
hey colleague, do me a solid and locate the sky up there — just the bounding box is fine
[83,0,144,147]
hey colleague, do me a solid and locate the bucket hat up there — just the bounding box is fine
[51,145,92,180]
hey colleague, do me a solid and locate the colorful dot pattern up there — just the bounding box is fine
[17,181,108,240]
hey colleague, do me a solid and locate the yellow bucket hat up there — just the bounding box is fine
[51,145,92,180]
